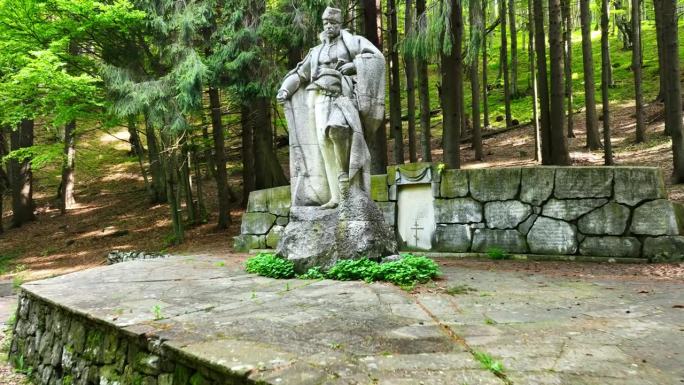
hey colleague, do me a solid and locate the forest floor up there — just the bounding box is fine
[1,100,683,284]
[1,101,684,383]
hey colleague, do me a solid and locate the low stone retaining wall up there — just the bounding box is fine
[9,292,248,385]
[235,165,684,261]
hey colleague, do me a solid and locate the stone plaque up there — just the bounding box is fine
[397,184,436,250]
[527,217,578,255]
[434,198,483,224]
[484,200,532,229]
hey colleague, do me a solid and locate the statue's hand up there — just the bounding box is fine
[339,62,356,75]
[276,89,290,103]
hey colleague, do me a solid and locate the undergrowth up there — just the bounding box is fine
[244,253,440,288]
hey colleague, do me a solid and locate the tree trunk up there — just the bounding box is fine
[200,114,216,178]
[250,97,287,190]
[59,120,77,213]
[441,0,464,169]
[127,116,144,157]
[9,119,35,228]
[482,1,490,129]
[388,0,404,164]
[416,0,432,162]
[500,0,513,128]
[405,0,417,163]
[562,0,575,138]
[529,0,542,161]
[180,137,197,225]
[580,0,602,149]
[653,0,666,102]
[128,116,153,199]
[160,132,184,244]
[508,0,519,97]
[534,0,552,164]
[601,0,614,165]
[144,115,167,203]
[241,105,256,206]
[208,87,231,228]
[549,0,571,165]
[656,0,684,181]
[470,0,484,161]
[0,127,8,234]
[632,0,645,143]
[191,136,208,222]
[362,0,383,49]
[362,0,387,173]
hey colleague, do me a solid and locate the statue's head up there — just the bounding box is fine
[322,7,342,39]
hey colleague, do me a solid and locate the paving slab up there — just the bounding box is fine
[15,255,684,385]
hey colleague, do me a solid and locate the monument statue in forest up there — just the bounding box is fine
[275,6,397,272]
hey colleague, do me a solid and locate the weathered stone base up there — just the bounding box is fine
[10,293,235,385]
[9,256,510,385]
[276,183,397,273]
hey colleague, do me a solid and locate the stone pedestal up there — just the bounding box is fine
[276,183,397,273]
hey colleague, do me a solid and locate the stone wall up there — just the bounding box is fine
[9,292,248,385]
[235,166,684,261]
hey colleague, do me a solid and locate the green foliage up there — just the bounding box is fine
[151,304,163,320]
[325,258,381,282]
[473,351,505,375]
[298,267,325,280]
[1,143,63,170]
[245,253,440,287]
[486,247,510,260]
[245,253,296,279]
[375,254,441,286]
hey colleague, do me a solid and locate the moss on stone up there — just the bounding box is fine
[173,365,191,385]
[371,174,389,201]
[83,329,103,362]
[189,372,209,385]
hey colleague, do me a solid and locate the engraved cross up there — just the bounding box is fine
[411,219,424,248]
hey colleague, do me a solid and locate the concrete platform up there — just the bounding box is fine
[10,255,684,385]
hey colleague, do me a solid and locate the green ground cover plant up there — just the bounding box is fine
[244,253,440,288]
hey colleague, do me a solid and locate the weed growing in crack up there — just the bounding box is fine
[473,351,505,375]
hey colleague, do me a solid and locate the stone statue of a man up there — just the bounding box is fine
[277,6,385,209]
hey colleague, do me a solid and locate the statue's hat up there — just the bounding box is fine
[322,7,342,23]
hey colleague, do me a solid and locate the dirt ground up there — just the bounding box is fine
[0,100,683,284]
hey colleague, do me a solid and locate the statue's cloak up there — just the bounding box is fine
[284,30,385,206]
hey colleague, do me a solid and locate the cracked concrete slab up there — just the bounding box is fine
[17,255,684,384]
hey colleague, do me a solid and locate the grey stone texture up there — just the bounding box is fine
[433,224,471,252]
[265,225,285,248]
[439,169,469,198]
[434,198,483,224]
[469,168,521,201]
[520,167,555,205]
[613,167,667,206]
[472,229,528,253]
[577,202,631,235]
[554,167,613,199]
[233,234,266,251]
[630,200,684,236]
[238,166,684,259]
[643,236,684,262]
[517,214,538,235]
[527,217,578,255]
[484,201,532,229]
[542,198,608,221]
[240,212,276,235]
[21,256,684,385]
[579,236,641,258]
[276,185,396,272]
[376,202,397,227]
